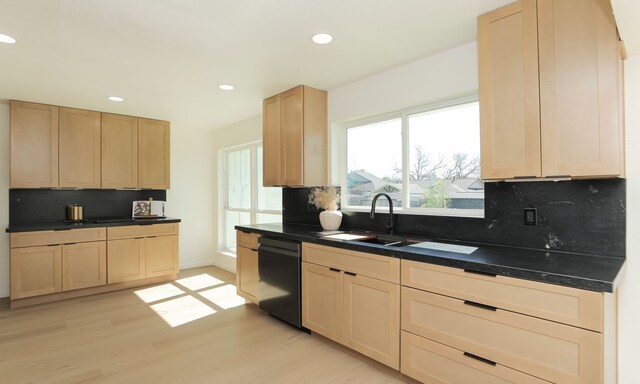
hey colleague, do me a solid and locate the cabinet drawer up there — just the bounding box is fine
[302,243,399,283]
[10,227,106,248]
[236,231,259,250]
[107,223,178,240]
[401,259,603,331]
[401,287,601,384]
[401,331,550,384]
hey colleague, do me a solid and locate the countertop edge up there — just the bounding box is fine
[6,217,182,233]
[236,224,624,293]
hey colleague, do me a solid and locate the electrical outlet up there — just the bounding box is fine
[524,208,537,226]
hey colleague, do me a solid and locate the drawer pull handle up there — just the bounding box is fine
[464,300,497,311]
[329,268,341,273]
[64,243,77,245]
[54,228,72,231]
[463,352,496,366]
[134,237,145,240]
[463,269,497,277]
[344,271,357,277]
[148,236,157,238]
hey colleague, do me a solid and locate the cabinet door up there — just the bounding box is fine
[538,0,623,177]
[9,101,59,188]
[10,245,62,299]
[138,118,170,189]
[302,262,343,342]
[59,107,101,188]
[102,113,138,188]
[478,0,541,179]
[107,238,146,283]
[62,241,107,291]
[145,235,179,278]
[281,86,304,186]
[343,273,400,369]
[263,94,282,186]
[236,246,259,303]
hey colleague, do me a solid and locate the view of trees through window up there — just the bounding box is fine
[345,100,483,215]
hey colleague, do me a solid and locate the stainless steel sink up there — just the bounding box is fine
[321,231,422,247]
[352,236,410,247]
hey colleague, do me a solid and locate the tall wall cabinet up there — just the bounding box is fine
[10,100,171,189]
[263,85,327,187]
[478,0,625,180]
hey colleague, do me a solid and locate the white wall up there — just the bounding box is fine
[167,124,216,270]
[210,115,262,272]
[0,103,10,298]
[618,52,640,384]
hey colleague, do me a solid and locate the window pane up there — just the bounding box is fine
[256,213,282,224]
[407,102,484,210]
[256,146,282,211]
[227,148,251,209]
[346,119,402,208]
[225,210,251,250]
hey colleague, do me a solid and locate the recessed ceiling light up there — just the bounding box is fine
[312,33,333,45]
[108,96,124,102]
[0,33,16,44]
[219,84,234,91]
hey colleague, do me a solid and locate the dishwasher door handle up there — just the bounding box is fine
[258,244,301,259]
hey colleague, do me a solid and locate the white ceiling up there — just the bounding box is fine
[0,0,637,131]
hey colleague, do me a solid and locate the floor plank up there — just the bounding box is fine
[0,266,415,384]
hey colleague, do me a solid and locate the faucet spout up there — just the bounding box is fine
[370,193,394,235]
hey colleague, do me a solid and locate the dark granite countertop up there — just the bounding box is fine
[236,223,625,293]
[6,217,181,233]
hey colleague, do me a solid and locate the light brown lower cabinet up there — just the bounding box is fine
[235,231,260,303]
[401,331,550,384]
[343,273,400,368]
[236,246,259,303]
[402,286,601,384]
[9,224,179,307]
[301,242,400,370]
[107,225,179,283]
[10,245,63,300]
[107,238,146,283]
[302,261,343,341]
[146,235,179,278]
[62,241,107,291]
[400,259,616,384]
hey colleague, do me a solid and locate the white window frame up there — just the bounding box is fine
[219,141,282,253]
[337,94,484,218]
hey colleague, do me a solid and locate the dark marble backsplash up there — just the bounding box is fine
[283,179,625,258]
[9,189,167,225]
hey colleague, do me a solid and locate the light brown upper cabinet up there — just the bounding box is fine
[10,101,59,188]
[59,108,101,188]
[138,118,170,189]
[102,113,138,189]
[263,85,327,186]
[478,0,625,180]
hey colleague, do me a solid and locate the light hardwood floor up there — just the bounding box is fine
[0,266,415,384]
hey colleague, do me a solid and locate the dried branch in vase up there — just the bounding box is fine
[308,186,341,211]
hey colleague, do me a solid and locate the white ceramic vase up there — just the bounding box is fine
[319,210,343,231]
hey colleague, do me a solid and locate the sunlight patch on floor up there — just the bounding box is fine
[135,274,246,327]
[175,274,225,291]
[134,284,186,304]
[150,296,217,327]
[199,284,246,309]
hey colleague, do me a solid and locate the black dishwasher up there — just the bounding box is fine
[258,236,303,329]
